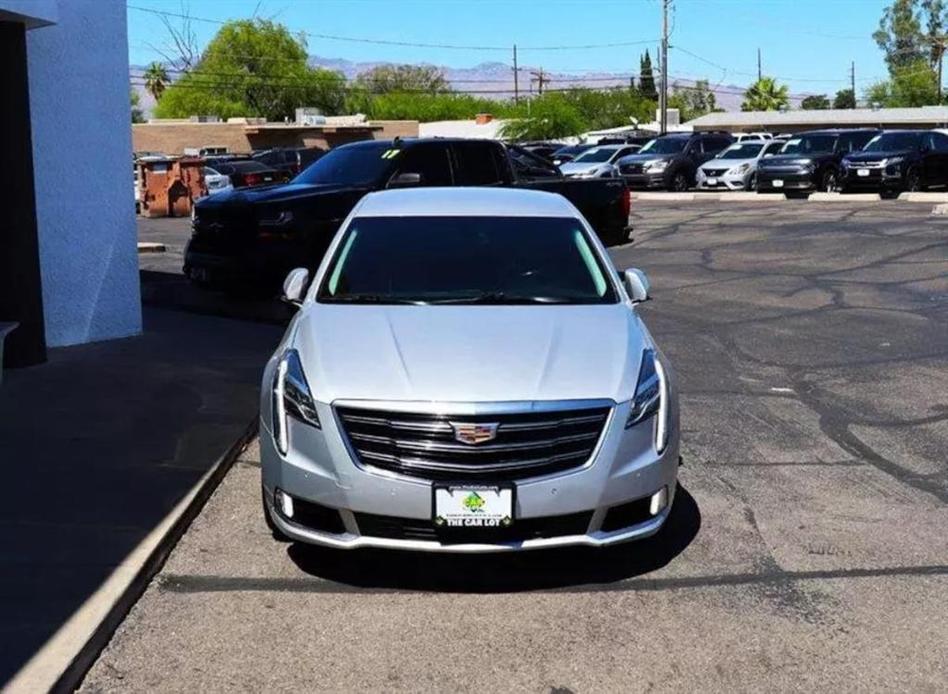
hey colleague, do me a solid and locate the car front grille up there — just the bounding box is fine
[621,163,644,174]
[335,404,611,481]
[702,168,728,177]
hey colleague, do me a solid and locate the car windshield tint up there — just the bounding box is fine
[780,135,837,154]
[555,145,589,156]
[574,148,617,163]
[318,216,617,305]
[719,143,763,159]
[639,138,687,154]
[293,142,393,186]
[863,132,921,152]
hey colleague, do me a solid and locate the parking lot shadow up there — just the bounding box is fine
[287,487,700,593]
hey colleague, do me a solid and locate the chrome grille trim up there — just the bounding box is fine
[334,401,613,482]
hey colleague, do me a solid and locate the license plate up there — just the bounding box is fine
[857,168,870,177]
[433,485,514,529]
[772,179,784,188]
[706,177,718,185]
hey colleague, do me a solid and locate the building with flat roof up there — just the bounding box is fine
[687,106,948,134]
[1,0,141,367]
[133,116,418,155]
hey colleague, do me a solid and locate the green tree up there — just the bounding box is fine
[741,77,790,111]
[499,95,586,141]
[866,58,939,105]
[143,62,169,102]
[353,64,449,95]
[639,50,657,101]
[155,19,347,121]
[833,88,856,108]
[874,0,927,72]
[130,89,145,123]
[669,80,717,121]
[801,94,831,109]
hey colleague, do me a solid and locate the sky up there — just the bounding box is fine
[127,0,894,97]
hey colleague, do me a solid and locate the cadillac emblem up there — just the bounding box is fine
[450,422,500,445]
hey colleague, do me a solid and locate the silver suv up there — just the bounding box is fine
[260,187,680,552]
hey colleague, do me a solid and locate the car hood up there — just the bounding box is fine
[197,182,365,207]
[844,149,911,162]
[759,153,825,167]
[618,153,673,165]
[559,161,609,175]
[701,157,756,170]
[293,304,649,404]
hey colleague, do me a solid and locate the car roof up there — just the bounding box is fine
[355,187,579,218]
[794,128,880,135]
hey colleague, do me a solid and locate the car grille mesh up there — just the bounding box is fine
[335,405,611,481]
[620,163,644,174]
[703,168,728,177]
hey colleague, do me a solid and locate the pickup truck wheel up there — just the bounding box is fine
[669,171,690,192]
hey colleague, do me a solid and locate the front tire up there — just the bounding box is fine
[668,170,690,192]
[745,173,758,191]
[905,166,922,192]
[820,168,839,193]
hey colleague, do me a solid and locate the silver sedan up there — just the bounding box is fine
[697,139,785,191]
[260,187,680,552]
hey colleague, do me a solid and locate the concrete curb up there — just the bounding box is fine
[931,203,948,215]
[630,191,948,203]
[137,242,166,254]
[4,420,258,694]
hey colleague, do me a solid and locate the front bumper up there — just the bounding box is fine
[756,170,815,192]
[260,399,680,553]
[696,169,749,191]
[621,172,667,189]
[840,166,898,191]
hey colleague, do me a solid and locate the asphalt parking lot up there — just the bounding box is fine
[82,201,947,691]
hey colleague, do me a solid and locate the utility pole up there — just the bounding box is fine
[660,0,669,134]
[531,68,548,95]
[757,48,762,81]
[512,44,519,105]
[850,61,856,108]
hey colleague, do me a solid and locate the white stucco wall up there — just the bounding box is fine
[25,0,142,346]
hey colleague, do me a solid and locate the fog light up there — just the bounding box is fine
[274,488,294,519]
[649,486,668,516]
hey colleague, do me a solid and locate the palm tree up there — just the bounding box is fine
[143,62,169,102]
[741,77,790,112]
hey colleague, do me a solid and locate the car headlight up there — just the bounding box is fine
[625,349,669,454]
[272,349,320,455]
[881,156,903,168]
[730,163,750,175]
[643,160,668,172]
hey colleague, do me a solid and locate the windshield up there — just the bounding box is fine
[863,132,921,152]
[318,216,617,305]
[554,145,590,156]
[293,142,393,186]
[639,138,687,154]
[573,147,618,163]
[718,143,764,159]
[779,135,837,155]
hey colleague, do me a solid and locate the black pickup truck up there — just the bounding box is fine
[185,138,632,291]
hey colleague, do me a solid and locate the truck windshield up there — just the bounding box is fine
[318,216,617,305]
[293,142,394,186]
[863,132,921,152]
[639,138,687,154]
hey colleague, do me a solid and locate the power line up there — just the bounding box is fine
[126,4,660,52]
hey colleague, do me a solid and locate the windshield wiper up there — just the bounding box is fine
[425,291,578,305]
[321,293,425,305]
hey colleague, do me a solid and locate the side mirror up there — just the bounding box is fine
[388,172,422,188]
[282,267,310,307]
[623,268,650,303]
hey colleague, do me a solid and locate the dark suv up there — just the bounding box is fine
[840,130,948,198]
[757,129,879,197]
[617,132,734,191]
